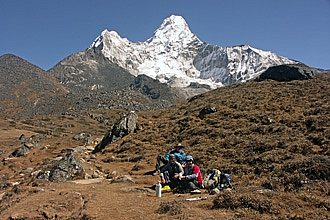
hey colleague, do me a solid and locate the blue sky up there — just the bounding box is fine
[1,0,329,70]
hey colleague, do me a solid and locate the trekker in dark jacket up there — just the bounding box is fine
[154,143,187,174]
[160,154,184,190]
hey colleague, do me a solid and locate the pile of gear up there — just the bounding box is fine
[155,143,232,194]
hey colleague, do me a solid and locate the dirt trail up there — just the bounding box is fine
[0,168,230,219]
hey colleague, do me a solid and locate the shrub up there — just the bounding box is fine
[157,201,183,215]
[212,191,274,214]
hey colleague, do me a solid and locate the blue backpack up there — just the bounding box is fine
[164,151,187,164]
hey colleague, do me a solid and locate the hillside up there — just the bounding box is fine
[0,54,71,118]
[0,54,184,118]
[0,73,329,219]
[48,50,185,110]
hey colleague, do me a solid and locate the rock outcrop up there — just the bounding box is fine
[256,64,316,82]
[92,111,138,153]
[35,152,85,182]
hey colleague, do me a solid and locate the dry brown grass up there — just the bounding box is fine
[100,74,330,218]
[0,74,329,219]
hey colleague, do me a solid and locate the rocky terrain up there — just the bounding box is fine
[0,71,329,219]
[0,54,184,119]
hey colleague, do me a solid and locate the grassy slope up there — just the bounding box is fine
[0,73,329,219]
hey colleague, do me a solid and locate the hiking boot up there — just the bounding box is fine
[190,189,202,194]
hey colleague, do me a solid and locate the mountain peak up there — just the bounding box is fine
[90,29,129,49]
[0,53,46,72]
[147,15,199,44]
[101,29,123,39]
[160,15,189,30]
[0,53,26,62]
[86,15,297,91]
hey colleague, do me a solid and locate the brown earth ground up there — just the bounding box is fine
[0,74,329,219]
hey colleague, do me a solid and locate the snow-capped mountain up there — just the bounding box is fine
[194,44,296,86]
[90,15,297,89]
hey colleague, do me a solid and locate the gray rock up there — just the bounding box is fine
[0,175,9,189]
[29,134,44,148]
[11,144,30,157]
[73,133,92,144]
[18,134,27,144]
[36,152,85,182]
[109,175,135,184]
[199,106,217,119]
[92,111,138,153]
[256,64,316,82]
[19,133,43,148]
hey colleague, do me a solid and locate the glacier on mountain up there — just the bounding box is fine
[90,15,297,89]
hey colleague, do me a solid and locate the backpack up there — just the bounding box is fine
[218,173,232,189]
[204,169,232,191]
[203,169,221,190]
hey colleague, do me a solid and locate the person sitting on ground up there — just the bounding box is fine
[160,154,184,190]
[177,155,204,193]
[155,143,187,174]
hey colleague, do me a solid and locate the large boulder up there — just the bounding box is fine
[11,144,30,157]
[35,152,85,182]
[198,106,217,119]
[92,111,138,153]
[256,64,316,82]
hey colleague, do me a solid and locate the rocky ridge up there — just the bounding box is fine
[0,53,182,118]
[0,54,71,118]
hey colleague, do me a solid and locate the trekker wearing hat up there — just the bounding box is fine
[178,155,204,193]
[160,154,184,190]
[154,143,187,175]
